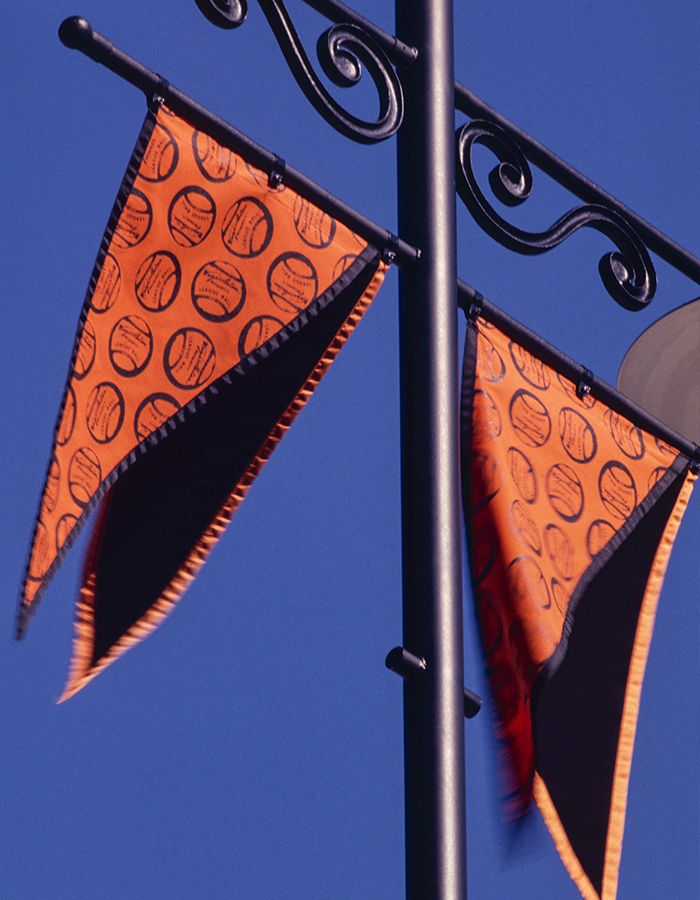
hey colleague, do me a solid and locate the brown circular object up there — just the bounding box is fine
[86,382,125,444]
[293,195,336,248]
[477,333,506,383]
[221,197,273,258]
[654,436,676,460]
[472,389,502,443]
[509,342,551,389]
[68,447,102,507]
[74,320,96,381]
[509,389,552,447]
[90,253,121,313]
[109,316,153,377]
[57,386,76,446]
[192,131,237,182]
[546,463,584,523]
[587,519,616,557]
[192,260,246,322]
[604,410,645,459]
[168,187,216,248]
[599,460,637,520]
[238,315,285,358]
[551,579,570,616]
[558,407,598,463]
[134,392,180,441]
[507,446,537,503]
[333,253,357,280]
[41,457,60,516]
[648,465,669,491]
[510,500,542,556]
[164,327,216,389]
[135,251,181,312]
[139,122,179,182]
[112,189,153,249]
[544,523,575,581]
[267,252,318,314]
[27,522,50,581]
[56,513,79,551]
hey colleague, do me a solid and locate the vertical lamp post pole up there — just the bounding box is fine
[395,0,467,898]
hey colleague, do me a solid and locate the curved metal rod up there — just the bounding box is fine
[194,0,248,28]
[456,84,700,286]
[456,120,657,311]
[255,0,403,143]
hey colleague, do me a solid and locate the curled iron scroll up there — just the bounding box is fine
[255,0,403,143]
[194,0,248,28]
[456,120,656,310]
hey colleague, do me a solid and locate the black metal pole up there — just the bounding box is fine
[395,0,466,898]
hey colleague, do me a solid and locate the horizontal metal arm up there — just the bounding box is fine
[57,16,419,267]
[457,280,700,464]
[291,1,698,284]
[301,0,417,66]
[455,83,700,285]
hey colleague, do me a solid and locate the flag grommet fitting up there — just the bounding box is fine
[381,234,400,264]
[148,76,170,110]
[268,155,286,188]
[576,367,594,399]
[690,447,700,474]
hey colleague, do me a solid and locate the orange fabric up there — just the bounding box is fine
[59,260,386,701]
[20,103,386,660]
[467,316,695,900]
[532,470,695,900]
[469,317,682,818]
[599,467,695,899]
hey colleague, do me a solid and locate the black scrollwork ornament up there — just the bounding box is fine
[256,0,403,143]
[194,0,248,28]
[456,120,657,311]
[192,0,403,142]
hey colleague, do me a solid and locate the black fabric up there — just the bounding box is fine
[533,468,686,894]
[89,254,379,664]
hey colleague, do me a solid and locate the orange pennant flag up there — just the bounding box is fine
[461,304,695,900]
[19,102,387,699]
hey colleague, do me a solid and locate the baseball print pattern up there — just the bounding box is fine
[19,104,387,694]
[462,312,695,900]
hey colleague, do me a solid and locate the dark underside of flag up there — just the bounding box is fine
[532,465,687,896]
[87,250,380,667]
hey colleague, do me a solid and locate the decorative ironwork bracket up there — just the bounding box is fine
[194,0,248,28]
[195,0,405,143]
[456,119,657,311]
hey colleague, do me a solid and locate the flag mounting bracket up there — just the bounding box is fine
[194,0,248,29]
[576,369,594,400]
[57,16,420,268]
[268,155,286,188]
[385,647,483,719]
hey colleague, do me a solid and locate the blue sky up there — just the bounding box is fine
[2,2,697,898]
